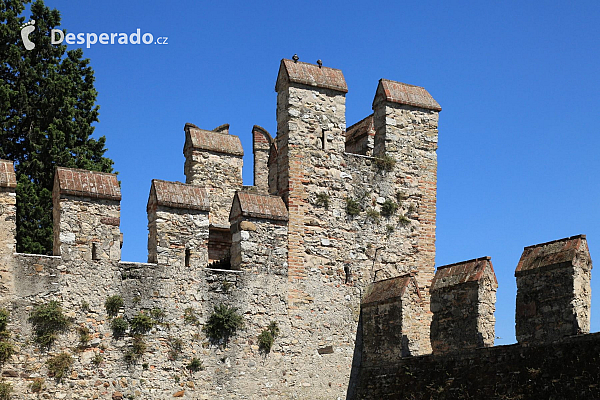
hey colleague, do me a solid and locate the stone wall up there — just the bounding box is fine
[252,125,272,193]
[361,275,426,365]
[183,123,243,228]
[354,332,600,400]
[515,235,592,343]
[430,257,497,354]
[0,59,447,399]
[52,167,122,262]
[0,160,17,300]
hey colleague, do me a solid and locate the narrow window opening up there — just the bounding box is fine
[185,248,191,268]
[92,243,99,261]
[344,265,352,284]
[321,130,327,150]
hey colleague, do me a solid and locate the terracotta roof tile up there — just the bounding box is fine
[184,124,244,156]
[345,114,374,142]
[149,180,209,211]
[431,257,496,291]
[0,159,16,189]
[361,274,420,306]
[374,79,441,111]
[515,235,590,276]
[230,192,288,221]
[277,59,348,93]
[55,167,120,201]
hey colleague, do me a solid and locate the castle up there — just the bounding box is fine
[0,59,597,399]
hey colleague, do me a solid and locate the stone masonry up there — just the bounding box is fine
[430,256,498,354]
[0,59,447,399]
[515,234,592,343]
[360,274,426,363]
[1,59,598,399]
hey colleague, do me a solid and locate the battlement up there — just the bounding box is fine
[430,256,497,354]
[515,234,591,343]
[0,58,447,399]
[1,58,598,399]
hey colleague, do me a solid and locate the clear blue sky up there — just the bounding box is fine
[33,0,600,344]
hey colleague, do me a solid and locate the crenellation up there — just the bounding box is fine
[229,191,288,273]
[0,160,17,300]
[52,167,121,262]
[361,274,427,364]
[1,58,600,399]
[430,256,498,354]
[515,234,592,343]
[146,179,210,266]
[252,125,273,193]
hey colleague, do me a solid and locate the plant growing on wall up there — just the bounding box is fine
[77,325,91,346]
[46,353,73,382]
[124,335,147,364]
[374,154,396,172]
[0,342,14,365]
[105,295,124,317]
[0,309,13,365]
[129,312,155,334]
[168,337,183,361]
[315,192,330,209]
[110,317,128,339]
[366,208,380,223]
[398,215,410,226]
[0,381,11,400]
[345,197,361,216]
[0,310,8,333]
[187,358,204,372]
[29,378,44,393]
[28,301,70,348]
[258,321,280,355]
[203,304,244,345]
[183,308,199,326]
[381,199,398,217]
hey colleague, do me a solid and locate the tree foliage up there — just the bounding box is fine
[0,0,114,254]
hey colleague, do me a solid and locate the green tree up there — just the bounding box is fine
[0,0,114,254]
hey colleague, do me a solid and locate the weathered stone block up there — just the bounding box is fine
[430,256,497,354]
[515,234,592,344]
[361,274,427,365]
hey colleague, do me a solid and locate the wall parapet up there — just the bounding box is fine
[430,256,497,354]
[515,234,592,344]
[276,59,348,93]
[54,167,121,201]
[361,274,428,363]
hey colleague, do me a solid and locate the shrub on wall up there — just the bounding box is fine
[46,353,73,382]
[381,199,398,217]
[345,197,361,216]
[105,295,124,318]
[203,304,243,345]
[130,312,155,335]
[315,192,330,209]
[28,301,70,348]
[0,381,11,400]
[110,317,128,339]
[258,321,280,354]
[374,154,396,172]
[0,342,14,365]
[187,357,204,372]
